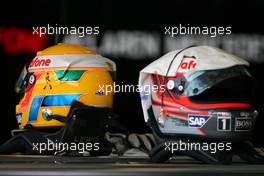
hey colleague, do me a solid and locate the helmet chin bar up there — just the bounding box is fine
[147,106,264,164]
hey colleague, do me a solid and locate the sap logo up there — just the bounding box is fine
[180,56,197,70]
[188,115,210,128]
[29,57,51,68]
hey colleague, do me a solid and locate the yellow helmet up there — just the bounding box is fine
[15,43,116,129]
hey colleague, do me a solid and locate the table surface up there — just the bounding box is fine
[0,155,264,176]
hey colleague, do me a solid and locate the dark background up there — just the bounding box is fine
[0,0,263,145]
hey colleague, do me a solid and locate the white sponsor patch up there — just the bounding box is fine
[28,54,116,71]
[188,114,210,128]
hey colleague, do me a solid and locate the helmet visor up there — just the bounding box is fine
[15,60,36,95]
[182,65,253,97]
[15,65,29,94]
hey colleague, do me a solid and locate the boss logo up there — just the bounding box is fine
[29,57,51,68]
[235,118,254,131]
[188,114,210,128]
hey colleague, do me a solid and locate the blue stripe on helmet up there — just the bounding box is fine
[28,94,81,123]
[43,94,81,106]
[28,96,45,122]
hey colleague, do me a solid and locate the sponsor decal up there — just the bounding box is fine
[95,90,105,96]
[235,112,254,131]
[29,57,51,68]
[217,112,231,131]
[179,56,197,71]
[188,114,210,128]
[43,72,52,90]
[235,118,254,131]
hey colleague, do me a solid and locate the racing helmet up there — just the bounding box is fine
[139,46,257,142]
[15,43,116,129]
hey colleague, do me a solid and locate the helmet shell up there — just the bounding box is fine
[139,46,256,140]
[16,43,116,129]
